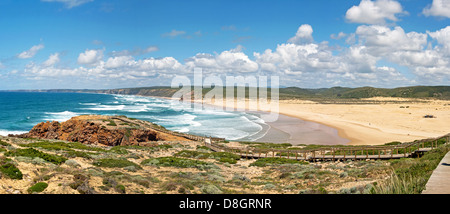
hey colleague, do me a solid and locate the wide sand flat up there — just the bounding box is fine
[200,97,449,146]
[278,98,450,145]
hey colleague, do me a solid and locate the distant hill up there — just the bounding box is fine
[5,86,450,100]
[278,86,450,100]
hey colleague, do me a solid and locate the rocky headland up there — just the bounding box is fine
[11,115,189,146]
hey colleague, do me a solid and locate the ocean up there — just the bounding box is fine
[0,92,268,141]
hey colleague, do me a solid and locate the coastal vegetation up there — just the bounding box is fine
[374,144,450,194]
[1,133,447,194]
[0,115,448,194]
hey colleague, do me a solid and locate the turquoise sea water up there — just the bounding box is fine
[0,92,268,141]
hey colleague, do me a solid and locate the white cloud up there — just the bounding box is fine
[77,49,103,65]
[330,32,347,40]
[428,26,450,54]
[288,24,314,44]
[345,0,406,24]
[423,0,450,18]
[355,25,428,55]
[17,44,44,59]
[185,46,259,73]
[17,24,450,88]
[162,30,186,38]
[104,56,134,69]
[41,0,94,9]
[42,53,60,67]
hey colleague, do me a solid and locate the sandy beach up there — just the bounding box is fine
[248,112,349,145]
[200,97,450,146]
[277,98,450,145]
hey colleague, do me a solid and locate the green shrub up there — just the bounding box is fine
[115,184,126,194]
[28,182,48,193]
[201,184,223,194]
[0,163,23,180]
[175,150,240,164]
[21,141,105,152]
[0,140,11,147]
[93,158,142,169]
[108,146,129,155]
[5,148,67,165]
[240,142,292,149]
[141,157,212,169]
[106,120,117,126]
[65,150,93,159]
[374,145,450,194]
[249,157,308,167]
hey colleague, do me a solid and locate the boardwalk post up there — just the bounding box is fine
[391,148,393,158]
[296,152,298,161]
[272,149,274,158]
[287,151,290,159]
[378,150,380,159]
[332,149,335,162]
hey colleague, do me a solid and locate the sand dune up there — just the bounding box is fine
[278,98,450,145]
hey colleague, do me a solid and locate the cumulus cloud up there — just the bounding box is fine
[428,26,450,54]
[345,0,406,24]
[17,44,44,59]
[185,46,259,73]
[41,0,93,9]
[355,25,428,55]
[42,53,61,67]
[77,49,103,65]
[423,0,450,18]
[288,24,314,44]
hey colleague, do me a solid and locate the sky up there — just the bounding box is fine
[0,0,449,90]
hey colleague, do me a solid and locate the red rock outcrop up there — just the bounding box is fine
[15,116,180,146]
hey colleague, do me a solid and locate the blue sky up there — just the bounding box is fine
[0,0,449,89]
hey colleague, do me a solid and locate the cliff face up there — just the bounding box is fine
[15,115,187,146]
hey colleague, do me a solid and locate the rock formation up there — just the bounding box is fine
[13,115,188,146]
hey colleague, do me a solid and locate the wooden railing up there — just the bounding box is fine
[112,115,449,162]
[205,133,450,162]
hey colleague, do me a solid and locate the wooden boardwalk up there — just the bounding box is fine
[422,151,450,194]
[204,137,448,162]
